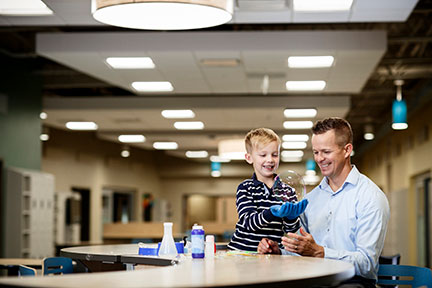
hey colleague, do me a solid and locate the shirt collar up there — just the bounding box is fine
[252,173,278,194]
[318,165,360,193]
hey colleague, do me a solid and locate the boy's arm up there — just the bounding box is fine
[235,183,279,231]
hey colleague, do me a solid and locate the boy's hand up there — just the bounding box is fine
[270,199,308,220]
[257,238,281,254]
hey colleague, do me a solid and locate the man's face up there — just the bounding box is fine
[311,130,351,180]
[245,141,280,181]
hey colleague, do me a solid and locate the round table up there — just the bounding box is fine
[0,244,355,288]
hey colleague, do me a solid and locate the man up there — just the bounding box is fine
[258,117,390,288]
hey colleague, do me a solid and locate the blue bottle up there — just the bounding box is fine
[191,224,205,259]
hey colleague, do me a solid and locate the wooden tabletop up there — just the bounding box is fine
[0,253,354,288]
[0,258,42,267]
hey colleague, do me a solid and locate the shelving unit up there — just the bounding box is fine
[5,168,55,258]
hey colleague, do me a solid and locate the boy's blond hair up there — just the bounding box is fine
[245,128,281,153]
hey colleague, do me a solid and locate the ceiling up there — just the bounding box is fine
[1,0,432,163]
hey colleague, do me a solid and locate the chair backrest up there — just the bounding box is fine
[18,265,37,277]
[42,257,73,275]
[377,264,432,288]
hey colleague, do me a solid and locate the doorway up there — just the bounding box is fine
[416,172,431,268]
[71,187,90,242]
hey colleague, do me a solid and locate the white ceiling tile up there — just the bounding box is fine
[293,12,350,23]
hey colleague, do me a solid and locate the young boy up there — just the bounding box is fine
[227,128,308,252]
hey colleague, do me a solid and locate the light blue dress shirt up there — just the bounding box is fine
[300,165,390,280]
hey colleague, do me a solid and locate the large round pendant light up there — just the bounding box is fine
[91,0,234,30]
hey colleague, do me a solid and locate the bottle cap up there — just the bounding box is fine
[205,235,214,242]
[193,225,203,230]
[164,222,173,226]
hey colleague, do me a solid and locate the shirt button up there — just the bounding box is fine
[327,229,330,232]
[329,211,332,214]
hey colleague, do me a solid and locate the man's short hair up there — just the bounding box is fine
[245,128,281,153]
[312,117,353,147]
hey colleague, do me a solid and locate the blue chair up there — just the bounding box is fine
[42,257,73,275]
[377,264,432,288]
[18,265,37,276]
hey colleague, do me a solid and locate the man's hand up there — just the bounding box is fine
[282,228,324,258]
[270,199,308,220]
[257,238,281,254]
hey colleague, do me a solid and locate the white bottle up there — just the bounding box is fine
[205,235,215,258]
[158,222,178,259]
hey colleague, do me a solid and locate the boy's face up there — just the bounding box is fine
[245,140,280,181]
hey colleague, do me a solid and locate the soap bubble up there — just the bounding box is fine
[273,170,306,203]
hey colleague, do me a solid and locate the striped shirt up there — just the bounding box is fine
[227,173,300,251]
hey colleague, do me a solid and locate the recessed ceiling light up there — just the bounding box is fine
[293,0,353,11]
[121,150,130,158]
[209,155,231,163]
[118,135,146,143]
[284,108,317,118]
[288,56,334,68]
[39,112,48,120]
[153,142,178,150]
[185,151,209,158]
[161,110,195,119]
[283,121,313,129]
[281,157,303,163]
[174,121,204,130]
[40,134,49,141]
[282,150,304,158]
[286,81,326,91]
[200,58,240,67]
[65,121,98,131]
[282,134,309,142]
[0,0,53,15]
[392,123,408,130]
[106,57,155,69]
[282,142,307,149]
[364,133,375,140]
[132,81,173,92]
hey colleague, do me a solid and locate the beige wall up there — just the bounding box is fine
[357,99,432,265]
[42,130,162,242]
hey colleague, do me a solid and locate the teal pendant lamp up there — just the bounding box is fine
[392,80,408,130]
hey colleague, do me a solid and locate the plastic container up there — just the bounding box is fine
[191,224,205,258]
[158,222,178,259]
[138,242,158,256]
[205,235,215,258]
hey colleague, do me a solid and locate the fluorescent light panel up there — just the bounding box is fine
[65,121,98,131]
[118,135,145,143]
[282,141,307,149]
[106,57,155,69]
[284,108,317,118]
[210,155,231,163]
[174,121,204,130]
[0,0,53,15]
[161,110,195,119]
[153,142,178,150]
[219,152,245,160]
[286,81,326,91]
[132,81,173,92]
[283,121,313,129]
[293,0,353,11]
[185,151,208,158]
[282,134,309,142]
[288,56,334,68]
[281,157,303,163]
[282,150,304,158]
